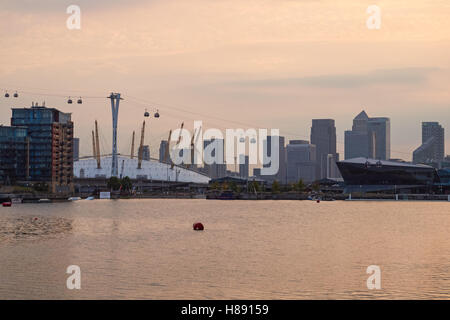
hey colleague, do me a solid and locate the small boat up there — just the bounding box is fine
[85,196,95,200]
[11,198,22,204]
[68,197,81,201]
[2,202,12,207]
[38,198,51,203]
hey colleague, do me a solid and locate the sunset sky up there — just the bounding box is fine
[0,0,449,161]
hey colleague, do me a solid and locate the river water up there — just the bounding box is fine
[0,199,449,299]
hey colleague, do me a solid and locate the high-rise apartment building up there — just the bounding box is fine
[0,126,29,184]
[11,104,74,193]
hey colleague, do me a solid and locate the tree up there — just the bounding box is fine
[297,179,306,192]
[272,180,280,194]
[120,176,132,191]
[251,181,261,193]
[311,182,320,192]
[229,181,238,192]
[210,181,220,190]
[107,177,121,190]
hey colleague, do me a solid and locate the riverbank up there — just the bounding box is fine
[2,192,449,203]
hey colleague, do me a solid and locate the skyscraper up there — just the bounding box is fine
[141,145,150,161]
[310,119,339,179]
[239,154,249,179]
[286,140,316,183]
[344,110,390,160]
[159,140,168,163]
[203,139,226,179]
[413,122,445,164]
[345,111,373,159]
[368,117,390,161]
[262,135,286,184]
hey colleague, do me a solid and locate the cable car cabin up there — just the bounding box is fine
[13,92,18,98]
[77,98,82,104]
[144,111,150,117]
[67,98,73,104]
[154,110,160,118]
[4,92,9,98]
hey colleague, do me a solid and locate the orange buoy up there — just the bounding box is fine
[193,222,204,231]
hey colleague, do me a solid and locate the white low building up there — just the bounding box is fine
[74,156,210,184]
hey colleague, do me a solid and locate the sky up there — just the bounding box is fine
[0,0,449,161]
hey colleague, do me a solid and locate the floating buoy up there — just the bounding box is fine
[316,199,320,203]
[193,222,204,231]
[2,202,12,207]
[33,217,38,221]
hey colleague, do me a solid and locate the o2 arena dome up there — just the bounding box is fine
[74,155,210,184]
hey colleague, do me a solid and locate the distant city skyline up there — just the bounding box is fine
[0,0,449,160]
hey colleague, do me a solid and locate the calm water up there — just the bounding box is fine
[0,199,449,299]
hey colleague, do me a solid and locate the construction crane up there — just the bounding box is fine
[130,131,135,159]
[137,121,145,169]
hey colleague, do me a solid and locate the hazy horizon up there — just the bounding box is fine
[1,0,449,161]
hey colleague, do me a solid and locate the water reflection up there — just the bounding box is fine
[0,216,72,243]
[0,200,449,299]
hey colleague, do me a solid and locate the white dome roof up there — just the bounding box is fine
[74,156,210,184]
